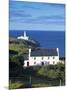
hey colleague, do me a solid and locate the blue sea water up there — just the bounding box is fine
[9,30,65,57]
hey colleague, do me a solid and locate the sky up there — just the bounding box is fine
[9,0,65,31]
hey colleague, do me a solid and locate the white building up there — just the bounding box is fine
[24,48,59,67]
[17,31,29,40]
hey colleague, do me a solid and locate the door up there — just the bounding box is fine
[41,62,44,66]
[27,62,29,66]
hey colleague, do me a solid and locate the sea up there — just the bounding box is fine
[9,30,65,57]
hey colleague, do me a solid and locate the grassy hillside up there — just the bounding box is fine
[9,37,40,54]
[9,37,65,89]
[9,43,28,54]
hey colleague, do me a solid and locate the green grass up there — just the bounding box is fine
[32,83,50,87]
[9,75,64,89]
[9,43,21,52]
[9,43,28,53]
[9,80,24,89]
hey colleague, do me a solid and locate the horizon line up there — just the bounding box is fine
[9,30,65,32]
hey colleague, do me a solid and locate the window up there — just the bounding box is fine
[53,61,55,64]
[48,62,50,64]
[41,62,44,66]
[34,57,36,60]
[45,61,48,65]
[27,62,29,66]
[42,57,44,60]
[53,56,55,59]
[48,57,50,59]
[34,62,36,64]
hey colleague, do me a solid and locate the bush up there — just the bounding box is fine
[9,55,24,77]
[37,64,65,80]
[9,55,24,66]
[37,66,48,77]
[48,70,58,79]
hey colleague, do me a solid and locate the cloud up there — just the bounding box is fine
[10,11,32,17]
[9,21,65,31]
[37,15,64,20]
[10,14,64,25]
[20,15,64,24]
[9,0,65,31]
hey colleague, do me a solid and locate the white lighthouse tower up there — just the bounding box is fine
[24,31,26,37]
[17,31,29,40]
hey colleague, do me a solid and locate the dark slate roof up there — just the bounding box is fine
[31,48,58,56]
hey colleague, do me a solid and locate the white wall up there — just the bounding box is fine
[24,56,59,67]
[24,48,59,67]
[17,36,29,40]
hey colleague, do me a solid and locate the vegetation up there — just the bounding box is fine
[9,80,23,89]
[9,37,40,54]
[9,64,65,89]
[9,43,28,54]
[9,37,65,89]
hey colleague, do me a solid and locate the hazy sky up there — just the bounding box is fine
[9,1,65,31]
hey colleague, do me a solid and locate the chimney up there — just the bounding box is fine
[29,48,31,58]
[57,48,59,57]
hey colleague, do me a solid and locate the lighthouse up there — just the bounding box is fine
[17,31,29,40]
[24,31,26,37]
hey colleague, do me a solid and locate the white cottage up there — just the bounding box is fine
[24,48,59,67]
